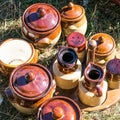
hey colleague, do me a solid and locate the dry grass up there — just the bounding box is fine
[0,0,120,120]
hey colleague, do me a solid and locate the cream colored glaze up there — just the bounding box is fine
[53,59,82,89]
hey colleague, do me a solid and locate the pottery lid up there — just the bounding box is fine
[38,96,82,120]
[90,33,115,55]
[23,3,60,32]
[10,63,52,98]
[67,32,86,51]
[106,58,120,74]
[61,2,85,21]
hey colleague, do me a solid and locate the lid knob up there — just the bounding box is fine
[68,2,74,9]
[52,107,64,119]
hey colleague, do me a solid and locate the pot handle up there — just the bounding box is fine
[96,84,102,97]
[5,87,15,102]
[25,8,46,23]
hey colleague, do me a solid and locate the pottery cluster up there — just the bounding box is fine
[0,2,120,120]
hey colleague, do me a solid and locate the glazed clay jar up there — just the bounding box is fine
[78,62,108,106]
[61,2,87,36]
[0,38,39,75]
[5,63,56,114]
[106,58,120,89]
[22,3,61,50]
[37,96,82,120]
[67,32,86,63]
[53,46,82,89]
[87,33,116,67]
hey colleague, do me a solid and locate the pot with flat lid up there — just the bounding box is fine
[87,33,116,66]
[5,63,56,114]
[60,2,87,36]
[37,96,82,120]
[22,3,61,49]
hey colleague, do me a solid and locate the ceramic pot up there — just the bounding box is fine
[53,46,82,89]
[78,62,108,106]
[0,38,39,75]
[67,32,86,63]
[22,3,61,50]
[5,63,56,114]
[86,33,116,67]
[37,96,82,120]
[61,2,87,36]
[106,58,120,89]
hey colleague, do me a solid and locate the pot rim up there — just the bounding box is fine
[22,3,61,35]
[9,63,53,101]
[37,96,82,120]
[0,38,35,68]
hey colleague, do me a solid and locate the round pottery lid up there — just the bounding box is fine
[90,33,115,55]
[23,3,59,32]
[10,63,52,98]
[67,32,86,50]
[61,2,85,20]
[38,96,81,120]
[106,58,120,74]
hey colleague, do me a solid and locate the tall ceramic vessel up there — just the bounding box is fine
[78,62,108,106]
[61,2,87,36]
[53,47,82,89]
[5,63,56,114]
[22,3,61,50]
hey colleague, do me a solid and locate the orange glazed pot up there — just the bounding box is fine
[61,2,87,36]
[37,96,82,120]
[22,3,61,50]
[5,63,56,114]
[0,38,39,75]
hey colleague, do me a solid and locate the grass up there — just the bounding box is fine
[0,0,120,120]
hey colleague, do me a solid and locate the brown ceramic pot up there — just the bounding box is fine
[0,38,39,75]
[22,3,61,50]
[106,58,120,89]
[86,33,116,67]
[37,96,82,120]
[67,32,86,63]
[61,2,87,36]
[5,63,56,114]
[53,46,82,89]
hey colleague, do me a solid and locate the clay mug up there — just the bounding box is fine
[5,63,56,114]
[53,46,82,89]
[37,96,82,120]
[22,3,61,50]
[106,58,120,89]
[86,33,116,67]
[61,2,87,36]
[84,62,105,97]
[0,38,39,75]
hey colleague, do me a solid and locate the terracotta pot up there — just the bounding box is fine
[86,33,116,67]
[37,96,82,120]
[78,62,108,106]
[67,32,86,63]
[5,63,56,114]
[53,46,82,89]
[0,38,39,75]
[22,3,61,50]
[61,2,87,36]
[106,58,120,89]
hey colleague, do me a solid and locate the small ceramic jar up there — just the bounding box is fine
[53,46,82,89]
[0,38,39,75]
[79,62,108,106]
[5,63,56,114]
[67,32,86,63]
[22,3,61,50]
[106,58,120,89]
[61,2,87,36]
[37,96,82,120]
[86,33,116,67]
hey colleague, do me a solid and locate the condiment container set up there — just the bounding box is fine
[0,1,119,119]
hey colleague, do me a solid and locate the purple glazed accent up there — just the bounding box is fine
[57,47,78,68]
